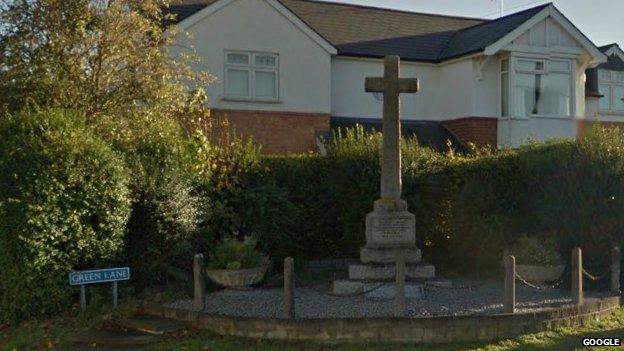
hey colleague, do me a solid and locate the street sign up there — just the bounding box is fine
[69,267,130,310]
[69,267,130,286]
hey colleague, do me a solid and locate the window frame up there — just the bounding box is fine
[224,50,280,102]
[598,69,624,114]
[500,54,575,120]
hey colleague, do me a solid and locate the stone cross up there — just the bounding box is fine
[365,56,419,200]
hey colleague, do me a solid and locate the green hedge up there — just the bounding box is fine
[92,114,207,286]
[0,109,131,322]
[205,126,624,275]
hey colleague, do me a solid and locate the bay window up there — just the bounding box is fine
[599,70,624,113]
[225,51,279,100]
[501,57,573,118]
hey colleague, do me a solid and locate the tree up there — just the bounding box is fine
[0,0,212,125]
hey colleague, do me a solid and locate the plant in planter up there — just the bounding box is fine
[206,236,269,289]
[511,236,565,284]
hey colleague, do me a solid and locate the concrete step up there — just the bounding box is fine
[121,315,186,336]
[69,330,159,349]
[348,262,435,281]
[333,279,424,299]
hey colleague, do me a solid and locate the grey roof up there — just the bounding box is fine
[597,44,624,71]
[166,0,553,62]
[439,4,549,60]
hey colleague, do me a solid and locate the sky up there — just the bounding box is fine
[318,0,623,48]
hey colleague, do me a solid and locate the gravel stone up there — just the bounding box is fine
[167,279,602,319]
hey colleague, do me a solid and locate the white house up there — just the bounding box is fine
[585,43,624,128]
[167,0,609,153]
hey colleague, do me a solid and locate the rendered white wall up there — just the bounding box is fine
[331,57,484,121]
[171,0,332,114]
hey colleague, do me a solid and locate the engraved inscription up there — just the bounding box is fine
[373,218,411,240]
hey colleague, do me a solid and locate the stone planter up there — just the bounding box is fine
[516,264,565,284]
[206,258,270,289]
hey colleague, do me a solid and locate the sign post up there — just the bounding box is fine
[69,267,130,311]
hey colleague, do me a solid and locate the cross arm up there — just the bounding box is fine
[398,78,419,93]
[365,77,386,93]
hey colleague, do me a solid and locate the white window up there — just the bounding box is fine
[598,69,624,113]
[225,51,279,100]
[505,58,572,118]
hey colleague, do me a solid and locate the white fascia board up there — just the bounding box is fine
[175,0,337,55]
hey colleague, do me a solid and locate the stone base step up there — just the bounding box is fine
[360,246,422,264]
[333,279,424,299]
[69,330,159,349]
[121,315,186,336]
[348,262,435,281]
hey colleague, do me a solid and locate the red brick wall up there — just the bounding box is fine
[210,109,330,154]
[442,117,498,149]
[577,120,624,138]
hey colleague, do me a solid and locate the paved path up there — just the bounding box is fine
[66,315,186,350]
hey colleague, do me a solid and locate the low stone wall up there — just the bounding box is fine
[144,296,620,344]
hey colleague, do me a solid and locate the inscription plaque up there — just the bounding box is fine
[373,218,410,240]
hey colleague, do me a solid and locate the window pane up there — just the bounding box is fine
[501,73,509,117]
[600,70,612,81]
[538,72,570,116]
[550,60,570,72]
[515,73,537,116]
[617,73,624,82]
[226,69,249,97]
[517,60,544,71]
[254,71,276,98]
[615,86,624,111]
[255,55,276,67]
[599,84,611,110]
[515,72,570,116]
[227,53,249,65]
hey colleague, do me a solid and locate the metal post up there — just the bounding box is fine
[283,257,295,319]
[394,257,406,317]
[504,255,516,313]
[193,254,206,311]
[80,284,86,312]
[572,247,583,305]
[112,281,118,308]
[612,246,621,294]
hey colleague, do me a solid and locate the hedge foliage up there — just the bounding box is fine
[207,126,624,275]
[0,109,131,322]
[92,114,205,285]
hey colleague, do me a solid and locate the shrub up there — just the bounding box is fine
[511,236,563,266]
[0,109,131,322]
[203,125,624,276]
[91,114,203,285]
[209,237,263,270]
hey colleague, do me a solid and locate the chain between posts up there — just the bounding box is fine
[514,266,569,291]
[582,268,610,281]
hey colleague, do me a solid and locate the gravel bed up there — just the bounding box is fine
[167,279,599,319]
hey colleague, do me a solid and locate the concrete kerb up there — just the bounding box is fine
[142,296,620,344]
